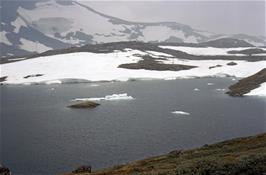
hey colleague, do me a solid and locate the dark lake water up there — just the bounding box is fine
[1,78,266,175]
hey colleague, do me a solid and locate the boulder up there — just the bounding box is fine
[72,165,92,174]
[68,101,100,109]
[0,165,11,175]
[227,62,237,66]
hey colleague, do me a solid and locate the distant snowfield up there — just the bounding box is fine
[1,48,266,93]
[159,46,266,56]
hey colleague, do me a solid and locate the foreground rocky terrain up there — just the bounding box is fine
[65,133,266,175]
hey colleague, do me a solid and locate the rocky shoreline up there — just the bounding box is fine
[66,133,266,175]
[226,68,266,96]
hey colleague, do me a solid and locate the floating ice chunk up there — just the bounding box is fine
[104,93,134,101]
[245,83,266,96]
[194,88,200,91]
[73,93,134,102]
[23,82,32,85]
[90,84,99,87]
[232,78,236,81]
[207,83,214,86]
[171,111,190,115]
[45,80,62,85]
[216,88,226,91]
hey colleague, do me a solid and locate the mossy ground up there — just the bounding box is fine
[66,133,266,175]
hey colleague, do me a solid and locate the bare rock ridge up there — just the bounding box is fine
[1,38,266,65]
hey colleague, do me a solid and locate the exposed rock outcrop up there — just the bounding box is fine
[68,101,100,109]
[72,165,92,174]
[118,55,197,71]
[227,61,237,66]
[226,68,266,96]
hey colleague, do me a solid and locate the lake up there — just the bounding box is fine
[1,78,265,175]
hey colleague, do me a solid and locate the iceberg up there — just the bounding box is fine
[73,93,134,102]
[216,88,226,91]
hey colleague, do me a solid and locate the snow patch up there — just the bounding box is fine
[159,46,259,56]
[164,77,176,80]
[11,16,27,33]
[245,83,266,96]
[0,31,12,45]
[1,49,266,85]
[45,80,62,85]
[8,57,27,61]
[19,38,52,53]
[145,51,173,57]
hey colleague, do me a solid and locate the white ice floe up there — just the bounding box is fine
[245,83,266,96]
[73,93,134,102]
[207,83,214,86]
[216,88,226,91]
[159,46,266,56]
[90,84,100,87]
[171,111,190,115]
[194,88,200,91]
[1,49,266,85]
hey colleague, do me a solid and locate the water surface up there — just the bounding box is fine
[1,78,265,175]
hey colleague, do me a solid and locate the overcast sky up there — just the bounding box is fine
[80,1,265,36]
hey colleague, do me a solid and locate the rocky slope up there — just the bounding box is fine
[1,0,265,57]
[65,133,266,175]
[1,40,266,65]
[226,68,266,96]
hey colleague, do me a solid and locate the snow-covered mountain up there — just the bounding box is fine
[1,0,265,57]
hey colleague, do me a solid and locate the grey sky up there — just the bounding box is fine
[81,1,265,36]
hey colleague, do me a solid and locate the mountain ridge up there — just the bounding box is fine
[1,0,265,57]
